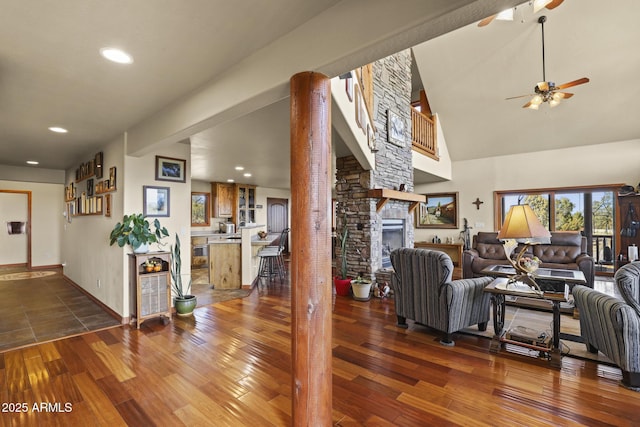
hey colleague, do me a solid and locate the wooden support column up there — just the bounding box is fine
[290,71,332,426]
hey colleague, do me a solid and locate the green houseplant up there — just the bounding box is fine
[334,220,352,296]
[170,233,197,316]
[109,213,169,253]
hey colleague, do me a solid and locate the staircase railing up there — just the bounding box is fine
[411,106,438,159]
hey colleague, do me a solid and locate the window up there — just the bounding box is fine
[495,186,617,274]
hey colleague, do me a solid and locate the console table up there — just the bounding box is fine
[484,277,567,368]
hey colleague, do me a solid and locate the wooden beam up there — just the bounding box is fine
[289,71,332,426]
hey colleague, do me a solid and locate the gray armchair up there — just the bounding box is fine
[573,262,640,389]
[390,248,494,346]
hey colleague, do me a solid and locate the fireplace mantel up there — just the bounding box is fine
[367,189,426,213]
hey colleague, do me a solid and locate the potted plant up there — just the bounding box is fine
[170,233,197,317]
[334,221,352,296]
[109,213,169,253]
[351,275,373,301]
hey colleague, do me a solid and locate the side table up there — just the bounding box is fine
[484,277,567,368]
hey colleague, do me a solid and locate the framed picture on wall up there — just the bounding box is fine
[387,109,406,147]
[416,192,459,229]
[143,186,170,217]
[155,156,186,183]
[191,192,210,226]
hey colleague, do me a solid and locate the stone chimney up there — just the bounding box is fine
[335,50,414,282]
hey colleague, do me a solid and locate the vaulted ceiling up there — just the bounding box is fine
[2,1,635,189]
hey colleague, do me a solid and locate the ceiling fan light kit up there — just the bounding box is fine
[507,15,589,110]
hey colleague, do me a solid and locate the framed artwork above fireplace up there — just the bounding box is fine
[416,192,458,229]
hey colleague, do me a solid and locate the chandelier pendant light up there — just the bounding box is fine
[506,15,589,110]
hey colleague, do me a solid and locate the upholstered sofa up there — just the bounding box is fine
[390,248,494,346]
[573,262,640,389]
[462,231,595,288]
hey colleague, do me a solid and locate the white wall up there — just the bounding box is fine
[62,137,126,314]
[61,135,191,318]
[0,180,63,267]
[414,139,640,244]
[121,140,191,318]
[0,192,28,264]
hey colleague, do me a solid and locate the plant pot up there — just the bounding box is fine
[351,280,372,301]
[134,243,150,254]
[334,277,352,296]
[174,295,197,317]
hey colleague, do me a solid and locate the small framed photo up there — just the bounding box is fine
[143,186,170,217]
[95,152,104,179]
[416,192,459,229]
[345,76,353,102]
[109,167,117,189]
[191,192,210,227]
[155,156,186,183]
[387,109,406,147]
[105,193,111,217]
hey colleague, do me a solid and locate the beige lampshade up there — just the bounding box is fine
[497,204,551,244]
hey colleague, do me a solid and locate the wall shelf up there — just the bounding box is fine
[367,189,426,213]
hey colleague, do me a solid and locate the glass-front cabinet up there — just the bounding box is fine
[235,184,256,226]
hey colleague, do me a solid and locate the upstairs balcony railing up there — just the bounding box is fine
[411,106,438,160]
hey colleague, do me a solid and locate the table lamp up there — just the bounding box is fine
[497,203,551,293]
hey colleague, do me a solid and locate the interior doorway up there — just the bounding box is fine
[267,198,289,253]
[0,190,31,268]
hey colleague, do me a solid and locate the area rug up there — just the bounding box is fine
[0,270,57,281]
[460,305,616,365]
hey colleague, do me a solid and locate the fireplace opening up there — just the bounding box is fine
[381,219,405,268]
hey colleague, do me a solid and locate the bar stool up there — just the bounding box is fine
[258,228,289,282]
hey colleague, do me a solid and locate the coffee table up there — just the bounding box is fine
[481,265,586,314]
[483,277,569,368]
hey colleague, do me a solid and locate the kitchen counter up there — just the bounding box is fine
[251,233,280,246]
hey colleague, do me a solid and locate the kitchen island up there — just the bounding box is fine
[205,224,279,289]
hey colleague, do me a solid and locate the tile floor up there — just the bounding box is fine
[0,267,120,352]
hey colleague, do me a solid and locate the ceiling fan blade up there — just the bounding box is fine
[477,14,496,27]
[545,0,564,10]
[556,77,589,90]
[505,93,535,100]
[522,101,535,109]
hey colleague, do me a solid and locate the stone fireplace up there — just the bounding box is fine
[334,50,414,283]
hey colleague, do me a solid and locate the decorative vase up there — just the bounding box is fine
[351,280,372,301]
[334,277,352,296]
[174,295,197,317]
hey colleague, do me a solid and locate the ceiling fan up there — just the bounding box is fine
[478,0,563,27]
[506,15,589,109]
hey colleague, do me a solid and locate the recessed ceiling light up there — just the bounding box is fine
[100,47,133,64]
[48,126,68,133]
[243,173,252,177]
[234,166,244,171]
[227,179,235,183]
[26,160,39,165]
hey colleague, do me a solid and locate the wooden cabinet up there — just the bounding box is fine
[209,243,241,289]
[128,252,172,329]
[616,193,640,269]
[233,184,256,226]
[414,241,463,279]
[211,182,234,218]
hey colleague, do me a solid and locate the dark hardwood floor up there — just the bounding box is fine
[1,270,639,426]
